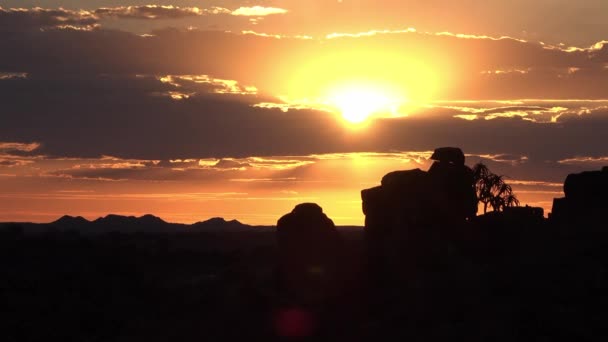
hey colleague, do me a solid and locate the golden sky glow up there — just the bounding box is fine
[327,84,401,124]
[1,2,607,225]
[283,47,439,109]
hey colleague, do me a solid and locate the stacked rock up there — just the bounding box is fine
[551,167,608,226]
[276,203,343,304]
[360,147,477,284]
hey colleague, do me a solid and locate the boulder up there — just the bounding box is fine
[360,148,478,290]
[381,168,428,188]
[361,152,477,235]
[276,203,343,303]
[551,167,608,226]
[430,147,465,166]
[564,170,608,202]
[277,203,338,244]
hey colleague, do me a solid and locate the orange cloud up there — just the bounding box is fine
[95,5,229,19]
[158,75,258,95]
[0,142,40,152]
[557,156,608,166]
[231,6,288,16]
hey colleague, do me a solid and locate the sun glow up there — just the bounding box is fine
[328,85,403,124]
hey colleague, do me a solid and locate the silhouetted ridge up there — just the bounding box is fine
[53,215,90,226]
[191,217,250,232]
[3,214,264,234]
[139,214,167,225]
[90,214,170,233]
[196,217,235,225]
[94,214,131,224]
[93,214,165,224]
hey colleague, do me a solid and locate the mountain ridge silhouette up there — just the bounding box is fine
[1,214,279,235]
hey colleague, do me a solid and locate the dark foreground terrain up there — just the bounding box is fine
[2,218,608,341]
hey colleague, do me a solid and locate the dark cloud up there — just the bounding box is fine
[0,72,28,80]
[94,5,229,20]
[0,7,99,31]
[0,23,606,178]
[1,72,607,165]
[213,159,252,169]
[0,73,351,159]
[0,159,27,167]
[0,27,606,98]
[0,5,289,33]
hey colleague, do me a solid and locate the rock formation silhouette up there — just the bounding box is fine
[362,147,476,230]
[551,166,608,227]
[361,147,477,290]
[276,203,343,305]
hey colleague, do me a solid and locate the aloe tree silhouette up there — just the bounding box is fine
[473,162,520,214]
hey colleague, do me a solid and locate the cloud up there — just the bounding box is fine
[94,5,229,20]
[0,151,430,183]
[435,103,598,123]
[0,142,40,152]
[326,28,418,39]
[158,74,258,95]
[1,27,607,100]
[471,153,529,165]
[557,156,608,166]
[0,25,607,172]
[0,4,290,34]
[213,159,251,170]
[481,69,529,75]
[1,73,608,164]
[509,180,562,187]
[0,72,28,80]
[231,6,288,17]
[0,5,289,32]
[0,6,99,31]
[0,159,34,167]
[253,101,328,113]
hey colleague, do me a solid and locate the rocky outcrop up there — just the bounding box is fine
[430,146,466,165]
[276,203,343,303]
[362,147,476,235]
[361,147,477,285]
[551,167,608,225]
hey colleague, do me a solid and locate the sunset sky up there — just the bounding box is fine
[1,1,607,224]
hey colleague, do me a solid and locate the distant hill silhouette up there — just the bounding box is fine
[0,214,272,235]
[53,215,90,228]
[191,217,252,233]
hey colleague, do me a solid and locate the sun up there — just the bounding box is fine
[328,85,401,124]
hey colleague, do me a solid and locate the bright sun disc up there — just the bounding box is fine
[329,87,396,124]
